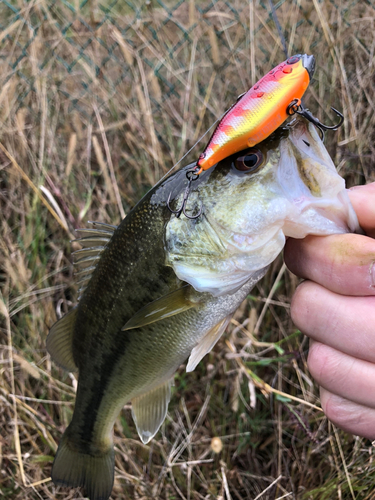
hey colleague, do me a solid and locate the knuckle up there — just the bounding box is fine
[307,342,331,384]
[320,390,364,430]
[290,281,317,331]
[308,342,348,390]
[321,392,342,423]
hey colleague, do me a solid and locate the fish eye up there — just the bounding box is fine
[234,150,263,172]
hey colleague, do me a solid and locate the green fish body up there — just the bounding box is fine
[47,117,359,500]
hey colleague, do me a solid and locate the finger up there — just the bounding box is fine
[320,387,375,439]
[291,281,375,363]
[308,341,375,409]
[348,182,375,238]
[285,232,375,296]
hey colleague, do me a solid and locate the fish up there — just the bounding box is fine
[47,115,359,500]
[196,54,315,173]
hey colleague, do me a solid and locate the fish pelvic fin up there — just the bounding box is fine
[131,379,172,444]
[186,314,233,372]
[47,308,78,372]
[51,427,115,500]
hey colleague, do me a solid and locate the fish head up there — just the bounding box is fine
[165,116,360,296]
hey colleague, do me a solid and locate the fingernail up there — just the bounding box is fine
[371,261,375,287]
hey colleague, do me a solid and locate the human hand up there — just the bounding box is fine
[284,182,375,439]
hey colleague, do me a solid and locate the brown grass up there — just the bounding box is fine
[1,1,375,499]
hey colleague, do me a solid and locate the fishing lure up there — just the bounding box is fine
[168,54,343,219]
[196,53,315,173]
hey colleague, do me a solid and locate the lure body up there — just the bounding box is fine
[197,54,315,172]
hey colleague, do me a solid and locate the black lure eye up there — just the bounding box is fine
[234,150,263,172]
[287,55,301,64]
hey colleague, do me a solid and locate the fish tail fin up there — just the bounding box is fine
[51,427,115,500]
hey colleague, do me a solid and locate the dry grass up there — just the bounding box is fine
[1,1,375,499]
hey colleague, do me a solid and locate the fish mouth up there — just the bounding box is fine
[302,54,315,80]
[277,118,359,236]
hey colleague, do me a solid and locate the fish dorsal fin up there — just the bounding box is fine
[122,285,200,331]
[186,314,232,372]
[131,379,172,444]
[87,220,117,232]
[46,308,78,372]
[72,221,117,300]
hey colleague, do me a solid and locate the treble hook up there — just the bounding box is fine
[287,99,344,141]
[167,166,203,219]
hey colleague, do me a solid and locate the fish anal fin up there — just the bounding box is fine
[186,314,232,372]
[46,308,78,372]
[122,285,200,331]
[131,380,172,444]
[52,426,115,500]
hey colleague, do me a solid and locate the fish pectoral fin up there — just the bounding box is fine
[46,308,78,372]
[186,314,233,372]
[131,379,172,444]
[122,285,200,331]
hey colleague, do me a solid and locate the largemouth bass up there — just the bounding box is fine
[47,116,359,500]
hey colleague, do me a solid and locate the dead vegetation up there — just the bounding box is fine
[1,0,375,498]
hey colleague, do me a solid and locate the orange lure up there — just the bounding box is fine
[196,54,315,173]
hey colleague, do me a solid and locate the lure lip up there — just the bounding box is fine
[301,54,315,80]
